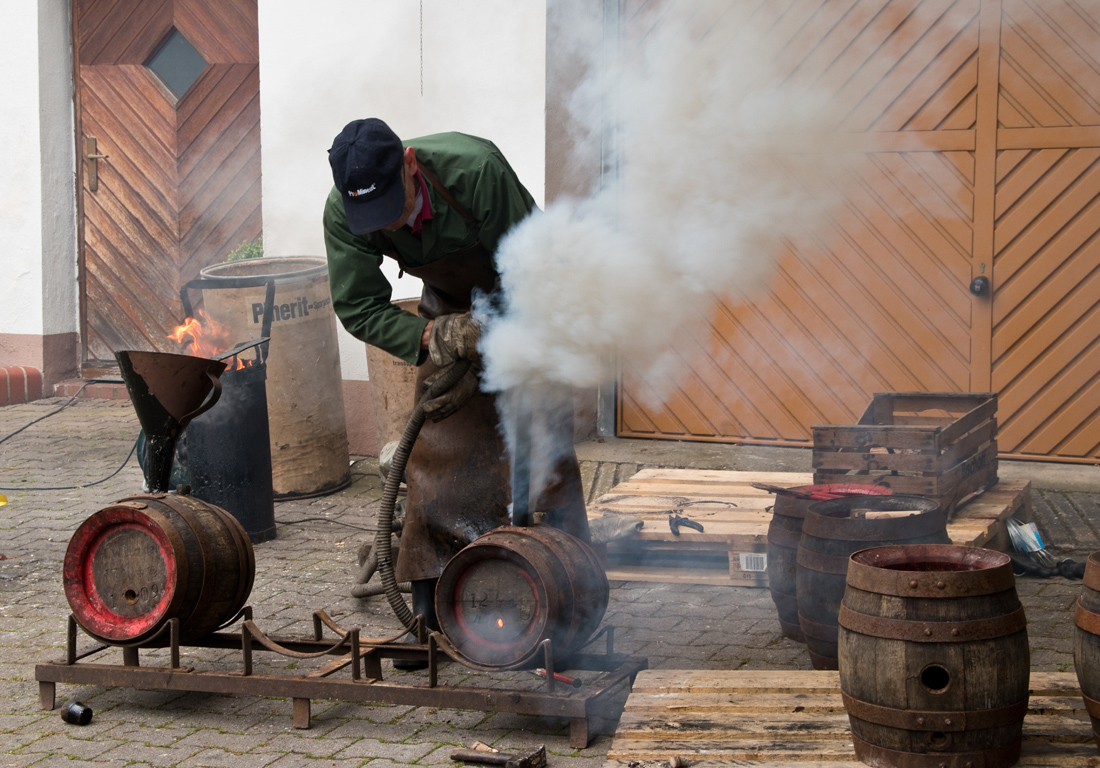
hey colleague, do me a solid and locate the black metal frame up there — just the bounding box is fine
[35,610,647,748]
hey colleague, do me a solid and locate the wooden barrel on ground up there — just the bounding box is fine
[1074,550,1100,751]
[839,544,1029,768]
[767,484,892,643]
[796,495,948,670]
[63,493,255,644]
[436,525,609,670]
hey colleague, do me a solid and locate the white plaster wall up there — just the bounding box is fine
[0,4,48,337]
[0,0,77,344]
[38,0,78,338]
[258,0,547,380]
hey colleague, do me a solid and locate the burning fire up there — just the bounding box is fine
[497,618,504,628]
[168,311,243,369]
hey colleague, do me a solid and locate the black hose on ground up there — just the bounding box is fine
[1007,551,1086,579]
[362,359,471,629]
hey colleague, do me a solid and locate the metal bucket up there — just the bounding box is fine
[796,495,949,669]
[63,493,255,644]
[839,544,1029,768]
[192,256,350,499]
[436,526,609,670]
[186,356,276,543]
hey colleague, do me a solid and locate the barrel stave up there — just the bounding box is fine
[1073,551,1100,749]
[64,494,255,645]
[436,526,608,670]
[839,545,1029,767]
[796,496,948,669]
[767,501,806,642]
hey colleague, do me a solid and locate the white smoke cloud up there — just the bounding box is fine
[481,0,864,397]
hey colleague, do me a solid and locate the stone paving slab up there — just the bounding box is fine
[0,398,1093,767]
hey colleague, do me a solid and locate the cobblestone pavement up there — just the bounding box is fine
[0,399,1093,767]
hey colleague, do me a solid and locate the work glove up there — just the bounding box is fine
[421,362,480,422]
[428,312,481,368]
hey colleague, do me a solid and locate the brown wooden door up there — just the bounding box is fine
[991,0,1100,460]
[75,0,261,373]
[616,0,1100,463]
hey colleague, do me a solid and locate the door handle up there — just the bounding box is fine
[84,137,109,192]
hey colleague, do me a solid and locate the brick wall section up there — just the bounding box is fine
[53,380,130,400]
[0,367,44,406]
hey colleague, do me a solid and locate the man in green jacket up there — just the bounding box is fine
[324,119,589,667]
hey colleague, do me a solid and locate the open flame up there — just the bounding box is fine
[497,618,504,628]
[168,310,244,369]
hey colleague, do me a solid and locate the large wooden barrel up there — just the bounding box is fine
[63,493,255,644]
[796,495,948,669]
[1073,550,1100,751]
[767,484,892,643]
[839,544,1030,768]
[436,525,609,670]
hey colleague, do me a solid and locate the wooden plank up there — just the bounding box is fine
[999,126,1100,150]
[629,669,1079,695]
[589,471,1028,588]
[623,469,816,485]
[589,466,1025,585]
[605,671,1098,767]
[602,566,746,587]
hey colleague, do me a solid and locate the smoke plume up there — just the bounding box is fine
[481,0,863,397]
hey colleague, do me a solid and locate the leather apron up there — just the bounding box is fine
[381,166,590,582]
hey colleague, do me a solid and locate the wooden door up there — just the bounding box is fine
[991,0,1100,460]
[616,0,1100,463]
[75,0,261,374]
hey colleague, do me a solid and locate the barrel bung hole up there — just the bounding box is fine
[124,589,138,605]
[921,664,951,692]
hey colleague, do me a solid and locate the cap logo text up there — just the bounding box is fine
[348,183,376,197]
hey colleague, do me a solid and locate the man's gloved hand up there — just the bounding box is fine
[421,362,480,422]
[428,312,481,368]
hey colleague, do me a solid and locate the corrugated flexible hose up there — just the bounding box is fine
[355,359,471,628]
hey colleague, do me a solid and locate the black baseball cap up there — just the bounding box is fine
[328,118,406,234]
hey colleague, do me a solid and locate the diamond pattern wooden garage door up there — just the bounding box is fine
[617,0,1100,463]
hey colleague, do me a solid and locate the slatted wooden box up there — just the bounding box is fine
[812,392,998,510]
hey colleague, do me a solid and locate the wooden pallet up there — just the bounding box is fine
[604,670,1098,767]
[587,469,1032,588]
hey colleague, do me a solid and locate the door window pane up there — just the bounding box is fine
[146,28,207,99]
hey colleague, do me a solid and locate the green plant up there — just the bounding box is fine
[226,236,263,262]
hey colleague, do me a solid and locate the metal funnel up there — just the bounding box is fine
[115,350,227,492]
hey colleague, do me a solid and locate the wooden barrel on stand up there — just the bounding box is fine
[839,544,1029,768]
[1073,550,1100,751]
[63,493,255,644]
[436,525,608,670]
[767,484,892,643]
[796,495,948,669]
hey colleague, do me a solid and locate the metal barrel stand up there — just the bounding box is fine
[36,610,647,748]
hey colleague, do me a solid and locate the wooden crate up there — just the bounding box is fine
[604,670,1097,767]
[587,468,1031,588]
[813,392,998,510]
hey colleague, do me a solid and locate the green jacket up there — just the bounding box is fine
[323,132,537,364]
